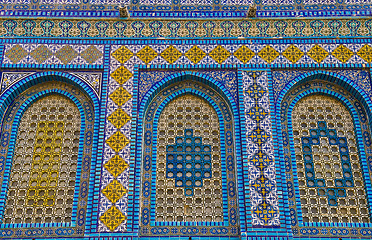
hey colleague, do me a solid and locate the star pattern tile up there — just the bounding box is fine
[109,87,132,107]
[209,45,231,64]
[104,155,129,178]
[100,206,127,231]
[258,45,279,64]
[111,66,133,85]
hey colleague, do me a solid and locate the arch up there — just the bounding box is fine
[139,71,238,116]
[275,70,372,125]
[0,78,99,235]
[150,88,229,223]
[277,76,372,237]
[137,79,240,237]
[0,90,86,205]
[129,71,245,233]
[0,71,100,119]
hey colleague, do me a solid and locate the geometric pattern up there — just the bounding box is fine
[136,46,157,64]
[357,44,372,63]
[209,45,231,64]
[161,46,182,64]
[1,19,372,39]
[80,45,103,64]
[258,45,280,64]
[30,45,53,64]
[332,45,354,63]
[5,45,27,64]
[234,45,255,64]
[293,95,369,223]
[282,45,304,64]
[110,67,133,85]
[99,42,372,233]
[55,45,79,65]
[106,131,129,153]
[112,46,133,64]
[99,44,134,232]
[185,45,207,64]
[0,81,95,238]
[102,180,127,204]
[104,155,129,178]
[139,80,239,236]
[99,206,127,232]
[307,45,329,63]
[242,70,279,226]
[3,94,80,224]
[109,87,132,107]
[155,93,223,224]
[278,77,372,238]
[3,44,104,65]
[165,129,213,196]
[107,108,131,129]
[4,43,372,67]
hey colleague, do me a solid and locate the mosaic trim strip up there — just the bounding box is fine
[98,45,132,233]
[7,43,372,69]
[2,44,104,66]
[242,70,279,226]
[0,18,371,39]
[0,1,370,18]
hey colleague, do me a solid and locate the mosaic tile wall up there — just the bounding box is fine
[0,0,370,18]
[242,70,279,226]
[0,18,371,39]
[1,16,372,240]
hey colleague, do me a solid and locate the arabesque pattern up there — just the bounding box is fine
[0,18,371,39]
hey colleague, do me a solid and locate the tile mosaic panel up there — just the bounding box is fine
[276,73,372,238]
[0,18,371,39]
[292,95,370,223]
[155,96,223,223]
[17,43,368,67]
[98,45,132,233]
[0,0,370,18]
[138,80,239,237]
[100,42,372,233]
[0,81,96,238]
[242,70,279,226]
[3,44,104,66]
[3,95,80,224]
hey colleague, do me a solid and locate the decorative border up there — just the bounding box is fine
[0,18,371,39]
[0,3,370,18]
[240,70,279,226]
[0,71,102,98]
